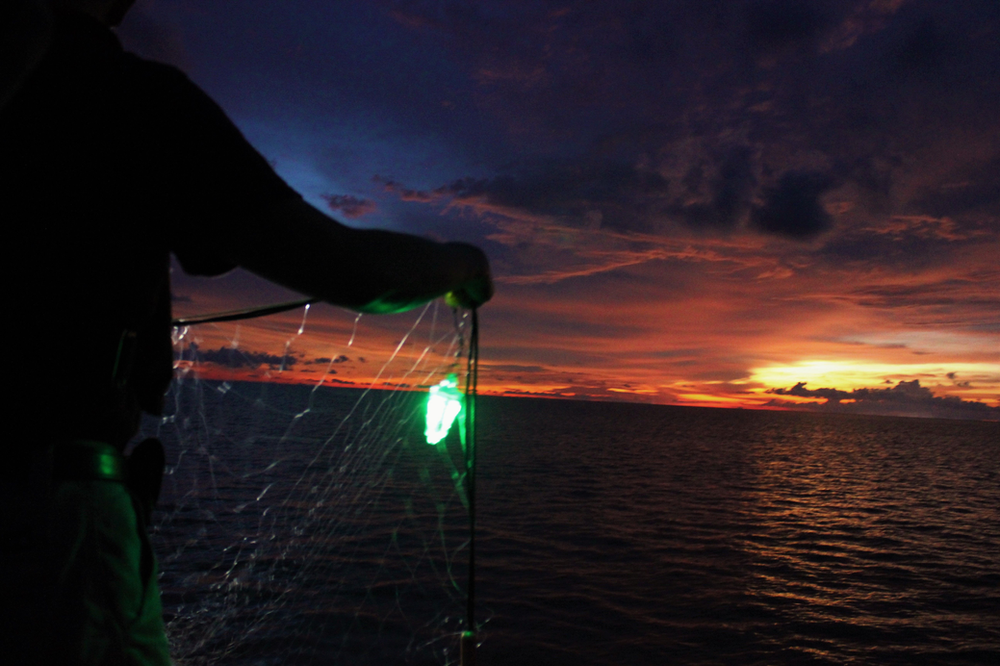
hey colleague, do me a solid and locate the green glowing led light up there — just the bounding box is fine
[425,374,463,444]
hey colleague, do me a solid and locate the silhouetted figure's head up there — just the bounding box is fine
[51,0,135,27]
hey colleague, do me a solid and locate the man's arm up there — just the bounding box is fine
[135,59,492,311]
[230,197,493,314]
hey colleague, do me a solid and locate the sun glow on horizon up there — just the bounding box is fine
[750,360,1000,393]
[675,392,746,406]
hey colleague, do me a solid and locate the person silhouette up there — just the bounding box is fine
[0,1,493,663]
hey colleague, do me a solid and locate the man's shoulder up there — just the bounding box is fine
[117,53,200,104]
[112,52,245,155]
[21,15,203,117]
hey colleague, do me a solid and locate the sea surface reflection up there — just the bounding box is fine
[149,387,1000,665]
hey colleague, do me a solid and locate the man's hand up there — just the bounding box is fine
[444,242,494,309]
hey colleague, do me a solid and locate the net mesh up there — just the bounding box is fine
[137,301,477,665]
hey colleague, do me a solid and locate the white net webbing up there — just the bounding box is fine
[138,301,477,665]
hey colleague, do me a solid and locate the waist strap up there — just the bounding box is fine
[52,440,127,482]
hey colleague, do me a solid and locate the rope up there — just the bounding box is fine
[462,308,480,665]
[171,298,317,327]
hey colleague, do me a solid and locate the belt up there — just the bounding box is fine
[52,440,127,482]
[52,438,165,526]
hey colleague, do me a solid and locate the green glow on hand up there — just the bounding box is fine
[425,374,463,444]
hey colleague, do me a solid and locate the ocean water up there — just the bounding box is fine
[146,383,1000,666]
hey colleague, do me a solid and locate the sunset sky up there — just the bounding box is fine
[120,0,999,420]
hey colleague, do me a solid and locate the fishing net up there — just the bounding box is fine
[136,300,479,665]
